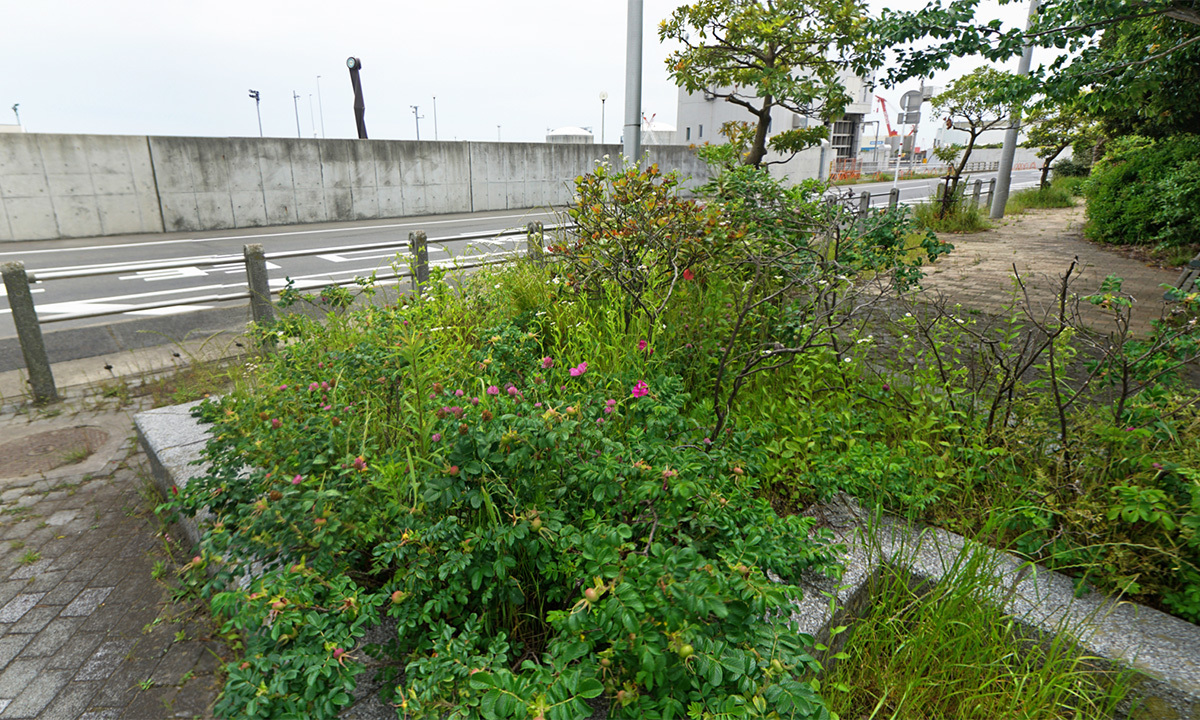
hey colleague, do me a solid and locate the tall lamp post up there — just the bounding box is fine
[599,91,608,144]
[346,56,368,139]
[316,75,326,138]
[623,0,643,165]
[11,104,19,128]
[411,105,424,141]
[248,90,262,137]
[292,91,302,138]
[432,96,439,141]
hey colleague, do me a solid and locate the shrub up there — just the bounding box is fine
[1084,134,1200,247]
[1051,157,1090,179]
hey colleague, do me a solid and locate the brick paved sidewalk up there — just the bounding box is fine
[919,205,1182,337]
[0,401,227,719]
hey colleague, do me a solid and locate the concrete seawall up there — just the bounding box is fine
[0,134,707,242]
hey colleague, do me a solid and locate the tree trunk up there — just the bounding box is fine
[1040,144,1068,187]
[743,96,774,167]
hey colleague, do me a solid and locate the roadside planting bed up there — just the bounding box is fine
[144,153,1199,719]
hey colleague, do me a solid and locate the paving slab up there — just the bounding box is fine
[0,397,227,719]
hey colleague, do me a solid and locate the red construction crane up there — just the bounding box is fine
[875,96,899,137]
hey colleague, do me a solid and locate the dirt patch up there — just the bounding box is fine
[0,426,110,479]
[919,206,1182,337]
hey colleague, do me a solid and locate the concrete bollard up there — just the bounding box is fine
[410,230,429,296]
[987,178,996,210]
[243,244,275,327]
[972,179,983,208]
[935,183,945,203]
[888,188,899,209]
[526,221,544,264]
[858,191,871,218]
[1,262,58,404]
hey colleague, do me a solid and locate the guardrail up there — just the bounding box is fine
[1,222,558,404]
[828,176,998,217]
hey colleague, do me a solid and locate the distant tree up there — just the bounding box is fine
[1023,97,1094,186]
[661,0,877,167]
[931,67,1013,214]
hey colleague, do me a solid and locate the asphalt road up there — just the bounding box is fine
[0,207,559,339]
[0,167,1041,342]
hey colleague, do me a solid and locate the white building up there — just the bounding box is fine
[546,126,594,144]
[676,70,875,182]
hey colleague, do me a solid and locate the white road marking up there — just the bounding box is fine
[1,210,558,257]
[0,285,44,297]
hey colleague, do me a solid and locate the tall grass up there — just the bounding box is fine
[823,539,1132,720]
[913,195,990,233]
[1006,182,1076,215]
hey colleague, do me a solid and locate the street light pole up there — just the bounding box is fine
[991,0,1040,219]
[623,0,643,166]
[316,75,326,138]
[497,125,501,142]
[248,90,262,137]
[599,91,608,144]
[292,91,302,138]
[432,96,439,141]
[11,104,19,128]
[411,105,424,141]
[308,94,316,137]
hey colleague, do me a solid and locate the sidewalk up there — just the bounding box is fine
[919,205,1183,337]
[0,379,231,718]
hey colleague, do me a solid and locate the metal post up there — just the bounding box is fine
[1,262,57,404]
[526,222,544,265]
[432,96,439,141]
[991,0,1040,219]
[293,91,302,138]
[410,231,429,295]
[623,0,643,167]
[316,75,326,138]
[889,188,900,209]
[858,191,871,218]
[243,244,275,327]
[972,179,983,208]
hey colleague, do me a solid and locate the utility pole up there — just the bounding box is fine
[10,103,19,127]
[308,94,316,137]
[411,105,424,141]
[248,90,262,137]
[292,91,302,138]
[991,0,1040,219]
[432,96,439,141]
[623,0,643,166]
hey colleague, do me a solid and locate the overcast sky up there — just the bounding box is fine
[1,0,1035,147]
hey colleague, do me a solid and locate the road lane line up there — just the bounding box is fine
[0,210,558,257]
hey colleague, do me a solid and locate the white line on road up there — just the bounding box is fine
[0,210,558,257]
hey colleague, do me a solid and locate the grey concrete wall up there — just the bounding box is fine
[0,134,163,241]
[0,134,708,241]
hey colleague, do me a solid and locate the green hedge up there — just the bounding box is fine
[1084,134,1200,247]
